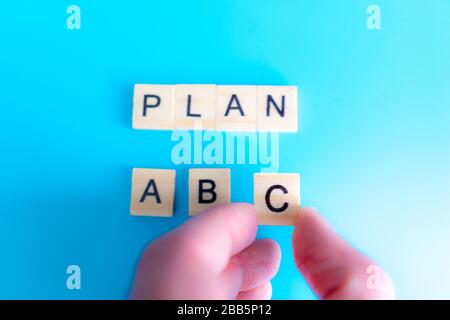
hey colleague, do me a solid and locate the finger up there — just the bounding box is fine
[292,207,395,300]
[221,239,281,295]
[237,282,272,300]
[160,203,258,274]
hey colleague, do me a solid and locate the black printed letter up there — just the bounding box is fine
[265,184,288,212]
[143,95,161,117]
[140,179,161,203]
[199,179,217,203]
[266,95,285,117]
[224,94,245,116]
[186,95,201,117]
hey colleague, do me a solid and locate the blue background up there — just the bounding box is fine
[1,0,449,299]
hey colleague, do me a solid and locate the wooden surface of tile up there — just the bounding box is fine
[254,173,300,225]
[130,168,176,217]
[257,86,298,132]
[174,84,216,130]
[189,168,231,215]
[216,85,257,131]
[132,84,175,130]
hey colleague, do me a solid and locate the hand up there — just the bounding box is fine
[130,204,395,299]
[292,207,395,299]
[131,203,281,299]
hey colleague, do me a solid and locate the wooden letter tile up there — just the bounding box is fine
[256,86,298,132]
[189,168,231,216]
[215,85,257,131]
[130,168,176,217]
[132,84,175,130]
[174,84,216,130]
[253,173,300,225]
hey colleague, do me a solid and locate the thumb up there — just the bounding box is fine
[292,207,395,300]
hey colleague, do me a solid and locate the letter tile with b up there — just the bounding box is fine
[253,173,300,225]
[188,168,231,216]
